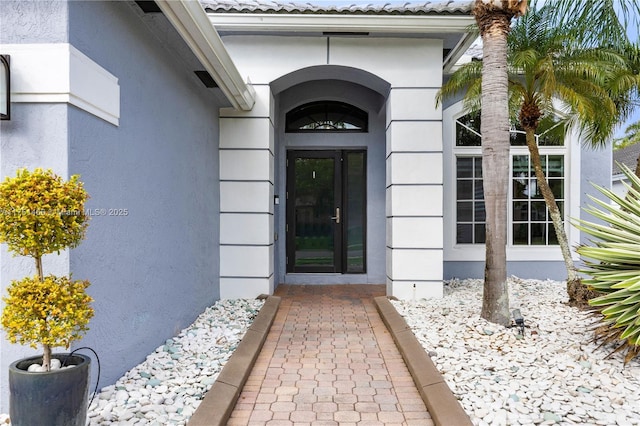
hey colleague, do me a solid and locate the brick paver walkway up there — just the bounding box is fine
[227,285,433,426]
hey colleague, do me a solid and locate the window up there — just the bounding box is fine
[456,157,485,243]
[512,155,564,245]
[455,111,565,147]
[286,101,368,132]
[454,112,565,246]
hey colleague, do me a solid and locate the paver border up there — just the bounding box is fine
[373,296,472,426]
[187,295,281,426]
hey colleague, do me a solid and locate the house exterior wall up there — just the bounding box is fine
[219,85,275,298]
[580,144,613,245]
[0,1,223,409]
[220,35,446,298]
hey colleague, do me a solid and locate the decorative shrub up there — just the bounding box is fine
[573,164,640,363]
[0,168,92,371]
[1,275,93,349]
[0,168,88,258]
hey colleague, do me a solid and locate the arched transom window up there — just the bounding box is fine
[286,101,368,132]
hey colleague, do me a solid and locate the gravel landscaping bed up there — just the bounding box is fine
[392,277,640,426]
[0,298,263,426]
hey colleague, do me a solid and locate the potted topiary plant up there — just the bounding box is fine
[0,168,94,426]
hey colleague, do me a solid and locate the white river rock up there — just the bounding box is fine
[392,277,640,426]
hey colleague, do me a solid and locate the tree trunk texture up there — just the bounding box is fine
[474,1,517,326]
[42,344,52,372]
[524,129,595,307]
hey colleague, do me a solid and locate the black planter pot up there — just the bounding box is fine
[9,353,90,426]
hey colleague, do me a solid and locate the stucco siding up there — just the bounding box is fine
[65,1,222,391]
[0,103,71,410]
[0,1,223,406]
[0,0,68,43]
[579,145,612,245]
[444,261,568,281]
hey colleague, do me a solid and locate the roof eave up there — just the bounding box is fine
[156,0,255,111]
[207,13,475,34]
[443,30,478,73]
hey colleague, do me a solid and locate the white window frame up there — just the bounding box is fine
[443,101,581,262]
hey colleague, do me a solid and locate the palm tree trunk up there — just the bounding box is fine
[476,4,512,326]
[524,129,587,305]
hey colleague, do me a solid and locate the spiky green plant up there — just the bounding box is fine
[572,164,640,363]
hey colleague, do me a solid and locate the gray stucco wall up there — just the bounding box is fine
[0,104,72,411]
[444,261,567,281]
[0,2,222,409]
[0,0,68,43]
[579,144,613,244]
[67,1,222,391]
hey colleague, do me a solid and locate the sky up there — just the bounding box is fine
[304,0,640,138]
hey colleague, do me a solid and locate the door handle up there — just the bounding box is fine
[331,207,340,224]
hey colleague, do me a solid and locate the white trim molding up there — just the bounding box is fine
[0,43,120,126]
[207,13,474,34]
[156,0,255,111]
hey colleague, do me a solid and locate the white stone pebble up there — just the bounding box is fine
[392,277,640,426]
[0,298,262,426]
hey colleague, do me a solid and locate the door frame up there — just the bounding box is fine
[286,149,367,274]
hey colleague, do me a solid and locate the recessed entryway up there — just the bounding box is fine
[286,150,366,274]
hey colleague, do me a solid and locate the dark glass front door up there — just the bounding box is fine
[286,150,366,273]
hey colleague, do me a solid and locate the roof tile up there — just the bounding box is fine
[201,0,473,15]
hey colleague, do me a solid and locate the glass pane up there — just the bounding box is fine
[548,224,559,244]
[530,179,542,199]
[531,201,547,221]
[346,152,365,273]
[475,201,486,222]
[557,201,564,216]
[549,179,563,199]
[475,224,486,243]
[513,201,529,221]
[455,112,481,146]
[294,157,335,268]
[457,224,473,243]
[513,223,529,245]
[510,131,527,146]
[457,201,473,222]
[513,179,528,200]
[457,158,473,178]
[548,156,564,177]
[531,223,546,245]
[475,180,484,200]
[474,158,483,178]
[513,155,529,177]
[286,101,367,132]
[457,180,473,200]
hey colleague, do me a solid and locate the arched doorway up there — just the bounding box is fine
[272,71,389,285]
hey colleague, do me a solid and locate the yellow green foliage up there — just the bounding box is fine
[1,275,94,349]
[0,168,89,258]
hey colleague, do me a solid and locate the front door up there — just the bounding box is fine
[286,150,366,273]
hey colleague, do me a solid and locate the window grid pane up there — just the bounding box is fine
[511,154,564,246]
[454,112,566,247]
[456,157,485,244]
